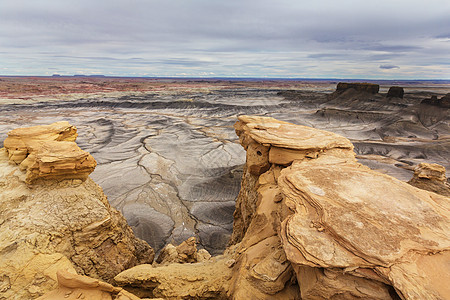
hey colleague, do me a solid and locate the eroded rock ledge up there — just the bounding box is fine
[0,123,154,299]
[3,121,96,183]
[228,115,449,300]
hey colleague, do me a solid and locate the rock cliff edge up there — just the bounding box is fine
[0,122,154,299]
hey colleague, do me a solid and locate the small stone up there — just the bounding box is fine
[226,259,236,268]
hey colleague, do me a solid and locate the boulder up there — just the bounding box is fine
[386,86,404,98]
[3,121,96,183]
[155,237,211,265]
[0,123,154,299]
[114,260,231,299]
[408,162,450,196]
[36,270,141,300]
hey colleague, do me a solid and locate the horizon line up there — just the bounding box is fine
[1,75,450,82]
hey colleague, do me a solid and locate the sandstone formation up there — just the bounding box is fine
[0,123,154,299]
[408,162,450,196]
[227,115,449,299]
[36,270,141,300]
[3,121,96,183]
[114,258,232,299]
[76,115,450,299]
[386,86,404,98]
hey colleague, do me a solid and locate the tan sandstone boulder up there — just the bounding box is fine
[36,270,141,300]
[408,162,450,196]
[0,123,154,299]
[114,259,231,299]
[3,121,96,183]
[156,237,211,265]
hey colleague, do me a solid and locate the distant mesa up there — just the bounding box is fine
[73,74,106,77]
[327,82,380,101]
[336,82,380,94]
[386,86,404,98]
[52,74,106,78]
[421,93,450,108]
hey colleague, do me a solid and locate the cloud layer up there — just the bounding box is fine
[1,0,449,78]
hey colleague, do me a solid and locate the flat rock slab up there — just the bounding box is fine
[237,115,354,150]
[279,160,450,299]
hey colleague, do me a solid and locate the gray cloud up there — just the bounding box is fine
[0,0,449,78]
[380,65,400,69]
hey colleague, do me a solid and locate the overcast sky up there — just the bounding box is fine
[1,0,449,79]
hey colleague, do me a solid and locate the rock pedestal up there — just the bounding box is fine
[3,121,96,183]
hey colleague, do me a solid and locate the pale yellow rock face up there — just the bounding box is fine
[36,270,141,300]
[236,115,354,151]
[229,115,450,299]
[279,160,450,299]
[0,123,154,299]
[114,259,232,299]
[3,121,96,183]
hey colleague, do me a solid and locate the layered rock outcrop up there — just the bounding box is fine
[0,123,153,299]
[3,121,96,183]
[227,115,449,299]
[421,94,450,108]
[36,270,140,300]
[3,117,449,300]
[113,115,449,299]
[408,162,450,196]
